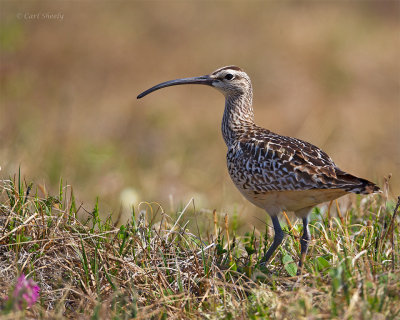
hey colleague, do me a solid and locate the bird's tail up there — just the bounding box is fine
[335,170,381,194]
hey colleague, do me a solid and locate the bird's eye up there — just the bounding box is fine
[224,74,234,80]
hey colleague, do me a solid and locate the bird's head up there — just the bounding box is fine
[137,66,251,99]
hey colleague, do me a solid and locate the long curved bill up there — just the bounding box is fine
[137,75,213,99]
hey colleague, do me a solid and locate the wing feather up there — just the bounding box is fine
[227,127,379,194]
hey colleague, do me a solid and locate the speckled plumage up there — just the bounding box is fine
[226,127,379,215]
[213,66,380,217]
[137,65,380,269]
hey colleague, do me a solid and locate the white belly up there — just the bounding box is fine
[235,183,347,217]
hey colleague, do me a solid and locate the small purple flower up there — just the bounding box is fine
[11,274,40,309]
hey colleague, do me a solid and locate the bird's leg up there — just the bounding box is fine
[299,216,311,271]
[261,215,284,265]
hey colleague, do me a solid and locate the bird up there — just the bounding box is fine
[137,66,380,269]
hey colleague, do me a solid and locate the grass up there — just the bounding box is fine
[0,172,399,319]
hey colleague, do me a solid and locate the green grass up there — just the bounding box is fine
[0,173,399,319]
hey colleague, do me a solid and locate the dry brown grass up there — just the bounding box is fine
[0,174,399,319]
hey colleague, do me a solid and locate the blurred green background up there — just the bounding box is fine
[1,1,399,225]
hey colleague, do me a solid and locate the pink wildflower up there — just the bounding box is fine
[12,274,40,309]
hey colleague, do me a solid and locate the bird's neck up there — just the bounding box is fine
[221,92,255,146]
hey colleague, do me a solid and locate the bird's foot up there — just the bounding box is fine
[296,266,304,276]
[297,252,307,276]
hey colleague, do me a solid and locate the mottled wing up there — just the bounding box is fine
[227,128,379,194]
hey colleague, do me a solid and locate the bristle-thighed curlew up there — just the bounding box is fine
[137,66,380,269]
